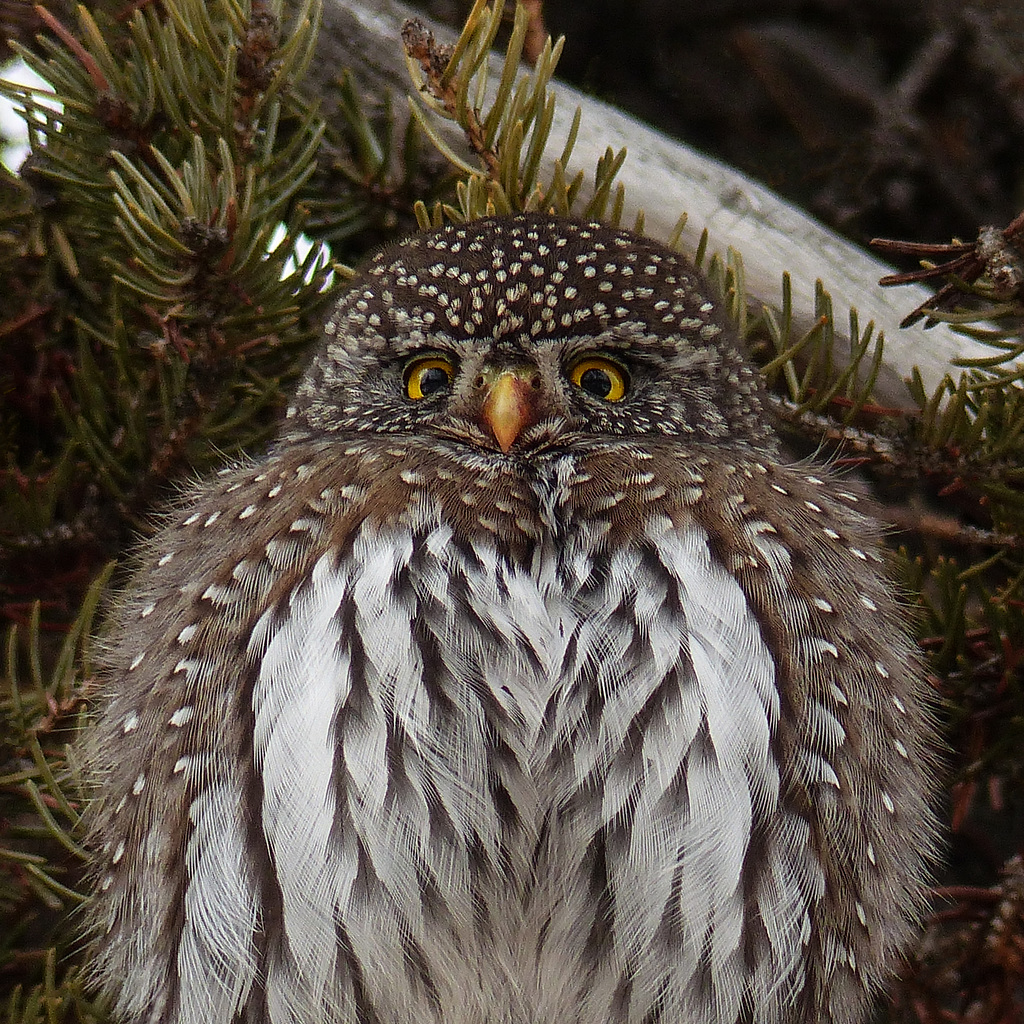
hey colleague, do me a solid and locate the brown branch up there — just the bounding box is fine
[401,18,501,178]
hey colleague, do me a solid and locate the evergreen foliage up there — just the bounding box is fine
[0,1,1021,1021]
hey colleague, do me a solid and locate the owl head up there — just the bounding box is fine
[289,214,776,456]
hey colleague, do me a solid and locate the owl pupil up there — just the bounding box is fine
[419,366,450,395]
[579,367,612,398]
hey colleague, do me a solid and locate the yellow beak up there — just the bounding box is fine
[480,370,538,453]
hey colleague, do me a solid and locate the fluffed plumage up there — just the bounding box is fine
[85,213,937,1024]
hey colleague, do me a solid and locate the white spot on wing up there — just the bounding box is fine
[169,706,194,727]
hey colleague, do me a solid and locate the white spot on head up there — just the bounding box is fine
[112,841,125,864]
[892,696,907,714]
[866,842,877,865]
[177,624,198,645]
[158,552,175,567]
[183,512,201,526]
[128,653,145,671]
[881,792,895,814]
[140,603,156,619]
[204,512,221,527]
[875,661,890,679]
[860,595,878,611]
[239,505,257,520]
[850,548,868,560]
[132,774,146,795]
[811,597,834,613]
[173,757,189,774]
[123,713,139,734]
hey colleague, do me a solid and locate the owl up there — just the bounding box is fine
[85,213,936,1024]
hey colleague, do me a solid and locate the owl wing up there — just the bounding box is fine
[87,441,388,1024]
[87,439,545,1024]
[539,445,936,1024]
[671,450,936,1022]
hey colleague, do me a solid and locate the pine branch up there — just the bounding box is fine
[1,567,112,1022]
[0,0,1021,1019]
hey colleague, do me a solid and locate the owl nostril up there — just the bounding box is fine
[474,375,486,389]
[529,374,542,390]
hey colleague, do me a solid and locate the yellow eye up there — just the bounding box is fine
[568,357,628,402]
[405,355,455,400]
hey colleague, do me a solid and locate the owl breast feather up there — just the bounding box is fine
[214,470,821,1024]
[92,441,926,1024]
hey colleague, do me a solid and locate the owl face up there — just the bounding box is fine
[290,215,777,456]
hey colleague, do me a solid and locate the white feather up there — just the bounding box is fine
[179,777,260,1024]
[251,552,353,1018]
[240,501,826,1024]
